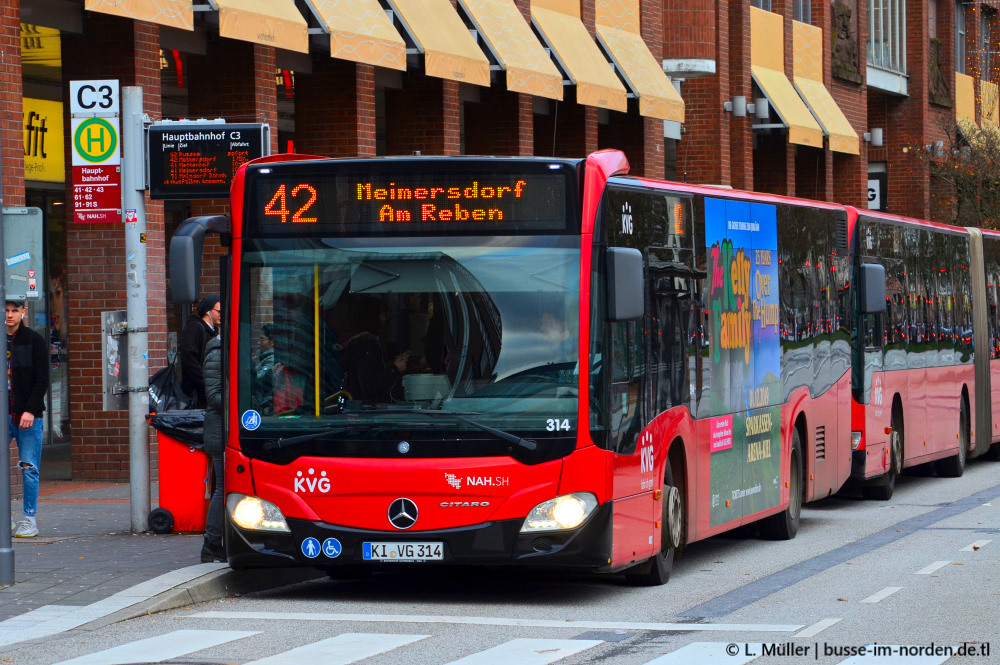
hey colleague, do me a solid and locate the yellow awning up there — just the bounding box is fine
[460,0,563,99]
[594,0,682,121]
[792,21,858,154]
[85,0,193,30]
[750,7,822,148]
[955,73,985,141]
[306,0,406,70]
[596,26,683,122]
[530,2,627,112]
[981,79,999,128]
[212,0,309,53]
[388,0,491,86]
[956,72,976,125]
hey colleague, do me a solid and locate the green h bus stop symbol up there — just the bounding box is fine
[74,117,118,163]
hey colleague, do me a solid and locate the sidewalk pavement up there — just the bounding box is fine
[0,480,320,648]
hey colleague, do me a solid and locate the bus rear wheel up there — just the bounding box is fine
[759,430,802,540]
[626,459,682,586]
[936,396,969,478]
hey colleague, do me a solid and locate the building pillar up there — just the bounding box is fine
[729,1,753,191]
[1,1,23,492]
[465,90,533,156]
[295,58,377,157]
[667,0,729,185]
[187,38,278,288]
[385,75,461,155]
[891,4,931,219]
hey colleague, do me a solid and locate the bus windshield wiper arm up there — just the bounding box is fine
[364,407,538,452]
[261,425,357,451]
[260,420,438,451]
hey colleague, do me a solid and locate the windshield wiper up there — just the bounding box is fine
[261,425,360,451]
[260,420,439,451]
[361,407,538,452]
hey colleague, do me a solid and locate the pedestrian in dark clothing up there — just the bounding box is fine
[180,294,220,408]
[201,335,225,562]
[6,299,48,538]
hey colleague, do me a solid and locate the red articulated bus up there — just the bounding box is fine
[168,150,942,585]
[848,208,1000,500]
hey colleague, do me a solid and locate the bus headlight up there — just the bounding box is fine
[520,493,598,532]
[226,493,290,532]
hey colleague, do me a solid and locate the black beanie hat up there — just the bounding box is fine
[197,293,220,317]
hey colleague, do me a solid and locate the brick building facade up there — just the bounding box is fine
[4,0,997,490]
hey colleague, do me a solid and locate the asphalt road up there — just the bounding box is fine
[6,456,1000,665]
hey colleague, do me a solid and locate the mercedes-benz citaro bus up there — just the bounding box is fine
[169,149,893,584]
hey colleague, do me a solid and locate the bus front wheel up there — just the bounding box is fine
[626,458,682,586]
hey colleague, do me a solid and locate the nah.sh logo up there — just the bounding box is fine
[294,468,331,494]
[445,472,462,489]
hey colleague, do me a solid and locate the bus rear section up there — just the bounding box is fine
[848,209,977,499]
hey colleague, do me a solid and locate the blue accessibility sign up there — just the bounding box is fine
[301,537,321,559]
[241,410,261,430]
[322,538,342,558]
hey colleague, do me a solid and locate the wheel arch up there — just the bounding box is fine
[792,411,808,504]
[665,436,688,547]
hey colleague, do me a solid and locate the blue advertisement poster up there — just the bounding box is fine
[704,198,782,526]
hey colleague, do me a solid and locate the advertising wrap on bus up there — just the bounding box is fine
[704,198,781,527]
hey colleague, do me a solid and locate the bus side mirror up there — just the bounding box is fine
[606,247,644,321]
[169,215,230,303]
[860,263,887,314]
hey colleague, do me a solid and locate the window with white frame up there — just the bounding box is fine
[867,0,907,74]
[957,1,966,75]
[983,12,992,78]
[751,0,772,11]
[792,0,811,23]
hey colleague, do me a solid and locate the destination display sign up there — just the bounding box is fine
[247,163,572,235]
[148,122,268,200]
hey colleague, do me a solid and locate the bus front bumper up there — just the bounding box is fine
[224,502,613,571]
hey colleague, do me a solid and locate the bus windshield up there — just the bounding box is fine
[238,235,580,439]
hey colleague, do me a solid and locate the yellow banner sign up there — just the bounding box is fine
[24,97,65,183]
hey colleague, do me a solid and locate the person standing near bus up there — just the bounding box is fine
[200,334,225,562]
[180,294,220,408]
[6,299,48,538]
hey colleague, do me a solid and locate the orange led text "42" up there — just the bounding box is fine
[264,183,318,223]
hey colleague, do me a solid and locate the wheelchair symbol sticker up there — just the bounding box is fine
[241,410,261,430]
[301,537,321,558]
[323,538,342,558]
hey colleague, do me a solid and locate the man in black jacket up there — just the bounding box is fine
[180,294,220,408]
[6,300,48,538]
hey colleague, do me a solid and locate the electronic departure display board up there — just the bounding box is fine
[148,122,268,200]
[245,159,576,235]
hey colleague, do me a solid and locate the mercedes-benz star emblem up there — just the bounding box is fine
[388,498,418,530]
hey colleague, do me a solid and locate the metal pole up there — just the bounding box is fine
[122,87,150,532]
[0,48,14,586]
